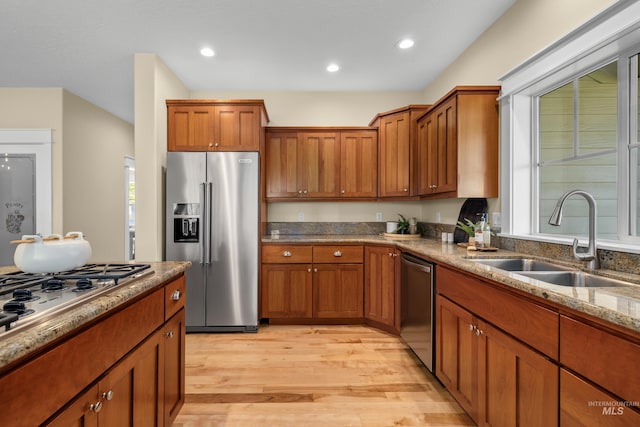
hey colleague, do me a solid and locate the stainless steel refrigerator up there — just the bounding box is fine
[165,151,259,332]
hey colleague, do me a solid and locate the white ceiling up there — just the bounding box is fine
[1,0,516,123]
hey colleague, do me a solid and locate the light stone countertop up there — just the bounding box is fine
[263,234,640,334]
[0,261,190,370]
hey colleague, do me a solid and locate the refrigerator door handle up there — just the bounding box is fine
[204,182,213,265]
[199,182,206,264]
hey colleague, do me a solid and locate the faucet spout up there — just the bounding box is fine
[548,190,600,269]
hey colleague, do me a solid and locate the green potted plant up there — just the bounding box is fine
[456,218,476,241]
[396,214,410,234]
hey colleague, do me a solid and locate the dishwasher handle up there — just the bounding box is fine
[401,253,432,273]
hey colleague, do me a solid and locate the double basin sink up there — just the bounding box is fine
[467,257,634,288]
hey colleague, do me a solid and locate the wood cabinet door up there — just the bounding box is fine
[378,112,411,197]
[167,105,215,151]
[44,385,100,427]
[298,132,340,197]
[435,295,478,421]
[416,113,435,195]
[99,329,164,427]
[214,105,261,151]
[433,97,457,194]
[261,264,313,318]
[364,246,397,328]
[313,264,363,318]
[265,132,300,198]
[477,320,558,427]
[560,368,640,427]
[340,131,378,197]
[164,309,185,426]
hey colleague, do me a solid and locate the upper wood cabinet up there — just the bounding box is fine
[416,86,499,198]
[340,131,378,198]
[265,128,377,200]
[166,100,268,151]
[369,105,430,198]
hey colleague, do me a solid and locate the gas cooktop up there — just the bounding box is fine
[0,263,152,335]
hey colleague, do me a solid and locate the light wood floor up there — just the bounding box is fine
[173,324,474,427]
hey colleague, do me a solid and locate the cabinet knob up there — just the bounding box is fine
[475,328,484,336]
[102,390,114,401]
[214,143,219,147]
[208,143,213,147]
[469,324,475,331]
[303,190,308,194]
[166,331,175,338]
[388,252,394,257]
[282,250,292,257]
[308,268,312,273]
[333,250,342,257]
[314,268,318,273]
[298,190,303,194]
[403,188,408,192]
[89,401,103,413]
[341,190,345,194]
[171,289,182,301]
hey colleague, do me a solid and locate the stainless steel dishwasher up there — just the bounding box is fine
[400,253,435,372]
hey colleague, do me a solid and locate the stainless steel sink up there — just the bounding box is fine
[467,258,576,272]
[514,271,633,287]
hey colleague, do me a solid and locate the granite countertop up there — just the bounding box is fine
[0,261,190,370]
[263,234,640,334]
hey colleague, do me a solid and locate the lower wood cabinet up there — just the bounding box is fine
[0,274,187,427]
[560,368,640,426]
[364,245,399,332]
[261,263,313,318]
[261,244,363,322]
[47,327,165,427]
[436,294,558,427]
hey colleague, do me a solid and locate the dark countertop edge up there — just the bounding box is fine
[0,261,191,370]
[262,235,640,334]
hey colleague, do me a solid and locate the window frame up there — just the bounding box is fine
[499,0,640,253]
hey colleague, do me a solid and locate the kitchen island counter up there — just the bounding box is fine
[0,261,190,371]
[262,234,640,334]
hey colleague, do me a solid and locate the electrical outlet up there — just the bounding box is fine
[492,212,501,226]
[435,212,441,223]
[297,211,304,221]
[376,212,383,221]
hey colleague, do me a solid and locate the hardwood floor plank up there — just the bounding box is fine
[174,325,473,427]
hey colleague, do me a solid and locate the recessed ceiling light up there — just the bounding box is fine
[326,63,340,73]
[200,47,215,57]
[397,39,415,49]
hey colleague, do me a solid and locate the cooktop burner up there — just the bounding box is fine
[0,263,152,335]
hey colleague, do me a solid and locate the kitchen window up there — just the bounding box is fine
[499,1,640,250]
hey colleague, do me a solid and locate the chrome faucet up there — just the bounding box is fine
[548,190,599,269]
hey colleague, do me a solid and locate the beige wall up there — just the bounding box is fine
[62,90,134,261]
[134,54,189,261]
[417,0,616,226]
[192,90,425,127]
[0,88,64,233]
[0,88,134,263]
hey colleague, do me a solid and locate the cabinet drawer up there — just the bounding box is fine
[313,245,363,263]
[165,274,186,320]
[560,315,640,404]
[561,368,640,426]
[437,266,559,359]
[263,245,313,263]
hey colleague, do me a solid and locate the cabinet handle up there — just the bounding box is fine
[282,250,292,257]
[171,289,182,301]
[89,401,103,413]
[166,331,175,338]
[102,390,114,401]
[333,250,342,257]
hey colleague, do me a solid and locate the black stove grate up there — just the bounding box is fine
[0,263,151,297]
